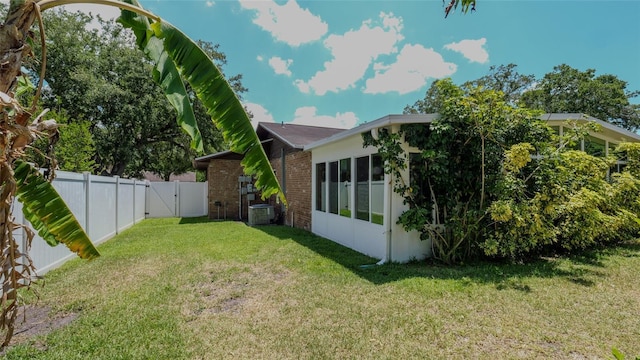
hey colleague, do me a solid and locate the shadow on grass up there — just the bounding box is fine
[256,225,640,291]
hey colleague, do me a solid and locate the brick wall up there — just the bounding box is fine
[207,159,244,220]
[269,151,312,231]
[206,145,313,230]
[285,151,312,230]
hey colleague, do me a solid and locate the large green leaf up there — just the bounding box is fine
[118,3,285,204]
[117,0,203,153]
[14,160,100,260]
[152,22,285,204]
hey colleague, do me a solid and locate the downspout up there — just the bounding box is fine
[377,168,393,266]
[368,125,392,265]
[377,124,400,265]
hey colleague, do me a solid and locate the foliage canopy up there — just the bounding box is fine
[521,64,640,131]
[31,9,234,178]
[371,79,640,263]
[407,64,640,132]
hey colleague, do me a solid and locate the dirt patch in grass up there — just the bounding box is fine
[0,305,77,353]
[184,264,291,318]
[194,280,249,315]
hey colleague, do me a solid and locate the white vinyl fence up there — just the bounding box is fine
[14,171,147,274]
[14,172,208,275]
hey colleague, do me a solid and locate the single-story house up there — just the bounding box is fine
[143,171,197,182]
[194,122,344,230]
[195,113,640,263]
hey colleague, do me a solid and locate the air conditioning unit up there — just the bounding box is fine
[248,204,274,226]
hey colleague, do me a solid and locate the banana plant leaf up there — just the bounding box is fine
[444,0,477,18]
[118,2,286,205]
[117,0,203,153]
[14,160,100,260]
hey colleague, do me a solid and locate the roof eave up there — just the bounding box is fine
[540,113,640,142]
[256,123,300,149]
[304,114,438,151]
[192,139,274,169]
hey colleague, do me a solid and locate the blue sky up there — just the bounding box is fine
[64,0,640,129]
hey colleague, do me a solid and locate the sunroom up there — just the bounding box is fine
[543,113,640,172]
[304,113,640,264]
[305,114,437,263]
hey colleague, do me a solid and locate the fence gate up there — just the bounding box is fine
[145,181,208,218]
[146,182,179,218]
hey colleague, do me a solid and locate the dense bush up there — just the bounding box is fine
[486,147,640,259]
[366,80,640,263]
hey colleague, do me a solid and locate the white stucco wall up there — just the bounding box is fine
[311,131,431,263]
[389,144,432,262]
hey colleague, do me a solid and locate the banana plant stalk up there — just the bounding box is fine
[0,0,285,347]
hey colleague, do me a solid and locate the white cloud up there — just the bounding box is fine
[206,1,215,7]
[0,0,115,29]
[444,38,489,64]
[257,55,264,62]
[290,106,358,129]
[294,80,310,94]
[364,44,457,95]
[241,103,357,130]
[295,12,404,95]
[244,102,275,129]
[268,56,294,77]
[61,4,122,30]
[238,0,328,46]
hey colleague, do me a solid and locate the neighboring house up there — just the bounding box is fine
[543,113,639,165]
[194,122,344,229]
[143,171,197,182]
[196,113,640,263]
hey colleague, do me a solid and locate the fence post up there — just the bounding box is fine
[115,176,120,234]
[83,172,91,237]
[175,180,180,218]
[204,181,208,217]
[144,180,150,219]
[133,179,136,225]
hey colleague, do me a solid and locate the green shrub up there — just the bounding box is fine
[487,143,640,259]
[368,80,640,263]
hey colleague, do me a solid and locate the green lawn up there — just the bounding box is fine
[4,218,640,359]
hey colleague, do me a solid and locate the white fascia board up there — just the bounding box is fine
[304,114,438,151]
[540,113,640,141]
[303,112,640,152]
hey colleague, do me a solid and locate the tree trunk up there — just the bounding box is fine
[0,1,38,347]
[0,162,18,348]
[111,162,126,177]
[0,1,37,96]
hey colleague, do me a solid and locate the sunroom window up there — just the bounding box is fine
[355,156,369,221]
[339,158,351,218]
[329,161,339,214]
[315,163,326,212]
[371,154,384,225]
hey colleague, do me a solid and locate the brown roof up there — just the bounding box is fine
[193,139,272,169]
[193,122,347,169]
[257,122,345,149]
